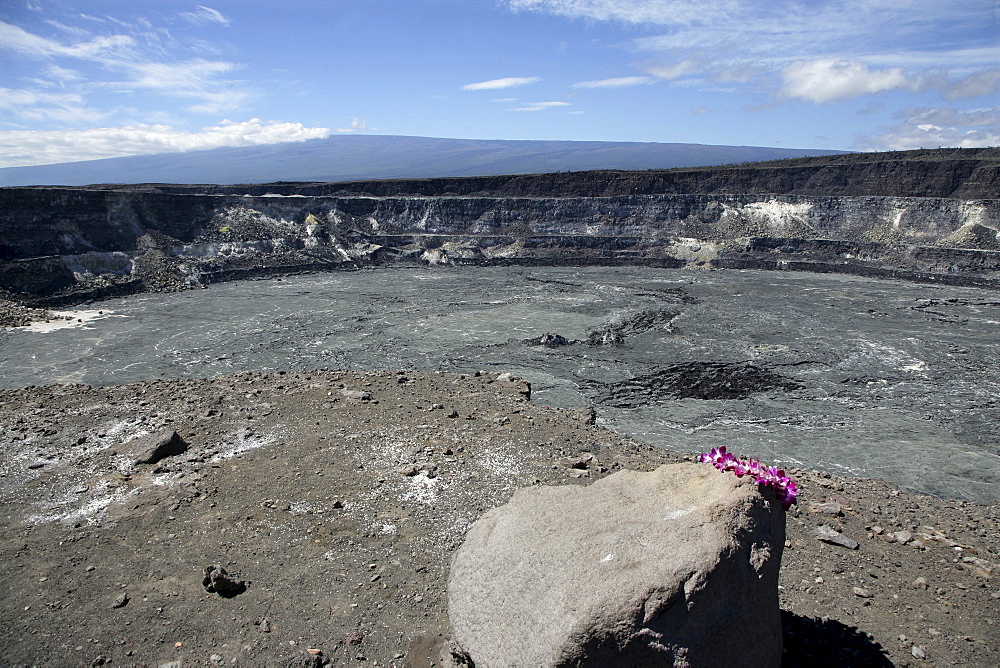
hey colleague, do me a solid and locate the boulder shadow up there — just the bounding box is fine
[781,609,893,667]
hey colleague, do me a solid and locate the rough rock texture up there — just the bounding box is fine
[2,149,999,306]
[201,565,248,598]
[592,361,801,407]
[127,429,189,465]
[3,192,998,262]
[0,370,997,666]
[448,463,785,667]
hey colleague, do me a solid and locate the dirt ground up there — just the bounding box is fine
[0,369,997,667]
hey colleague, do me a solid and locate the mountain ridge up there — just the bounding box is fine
[0,134,849,187]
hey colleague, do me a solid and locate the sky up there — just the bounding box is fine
[0,0,998,168]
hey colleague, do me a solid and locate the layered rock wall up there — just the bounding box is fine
[1,186,998,302]
[4,191,998,257]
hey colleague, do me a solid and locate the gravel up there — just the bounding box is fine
[0,369,996,665]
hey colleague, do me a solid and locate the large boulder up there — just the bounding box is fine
[126,429,189,465]
[447,462,786,667]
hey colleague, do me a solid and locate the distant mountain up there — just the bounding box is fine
[0,135,849,187]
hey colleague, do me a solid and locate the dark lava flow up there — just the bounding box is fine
[1,266,997,502]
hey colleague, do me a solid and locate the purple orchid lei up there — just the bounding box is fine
[698,446,798,510]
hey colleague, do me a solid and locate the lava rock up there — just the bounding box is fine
[594,361,800,407]
[127,430,188,465]
[202,565,247,598]
[810,525,860,550]
[341,388,373,402]
[522,332,574,348]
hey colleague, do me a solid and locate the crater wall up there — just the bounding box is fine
[2,166,999,304]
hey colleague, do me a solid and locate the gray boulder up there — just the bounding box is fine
[447,463,786,667]
[127,429,188,465]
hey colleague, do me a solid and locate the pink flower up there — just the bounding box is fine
[698,446,730,468]
[698,448,798,511]
[730,459,751,477]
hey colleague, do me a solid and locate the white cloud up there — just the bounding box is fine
[461,76,541,91]
[511,101,571,111]
[121,59,250,112]
[779,59,913,103]
[180,6,231,27]
[0,119,331,168]
[944,69,1000,101]
[41,64,85,83]
[862,124,1000,151]
[44,19,93,38]
[0,18,249,118]
[0,20,136,60]
[0,86,105,124]
[127,59,234,90]
[184,90,253,115]
[572,76,651,88]
[335,118,369,133]
[858,106,1000,150]
[895,106,1000,128]
[646,60,699,80]
[506,0,740,26]
[509,1,1000,104]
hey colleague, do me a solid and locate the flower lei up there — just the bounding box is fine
[698,446,798,510]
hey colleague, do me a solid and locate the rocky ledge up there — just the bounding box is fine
[0,370,997,666]
[2,149,999,312]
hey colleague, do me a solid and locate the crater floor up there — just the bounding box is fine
[2,266,998,502]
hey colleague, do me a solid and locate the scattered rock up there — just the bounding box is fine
[281,656,323,668]
[202,565,247,598]
[572,407,597,425]
[811,500,843,516]
[0,367,997,666]
[588,330,625,346]
[494,372,531,396]
[557,453,593,470]
[110,592,129,609]
[892,530,913,544]
[448,463,785,666]
[522,332,574,347]
[341,389,373,402]
[809,525,860,549]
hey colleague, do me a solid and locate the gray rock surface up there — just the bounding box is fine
[0,370,996,666]
[3,176,999,302]
[447,462,786,667]
[127,429,188,465]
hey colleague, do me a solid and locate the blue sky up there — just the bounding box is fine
[1,0,997,167]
